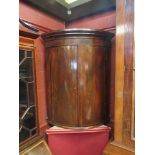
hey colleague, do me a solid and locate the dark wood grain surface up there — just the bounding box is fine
[43,29,114,128]
[104,0,135,154]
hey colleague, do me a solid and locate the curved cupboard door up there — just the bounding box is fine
[49,46,78,127]
[46,42,108,128]
[78,45,107,127]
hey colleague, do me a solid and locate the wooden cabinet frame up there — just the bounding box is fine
[104,0,135,154]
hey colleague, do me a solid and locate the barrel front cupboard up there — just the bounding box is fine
[42,29,114,128]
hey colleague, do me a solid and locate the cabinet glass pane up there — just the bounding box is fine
[19,49,38,144]
[19,58,33,81]
[19,79,28,117]
[19,50,25,63]
[28,82,35,106]
[23,107,36,129]
[27,51,33,57]
[19,128,30,143]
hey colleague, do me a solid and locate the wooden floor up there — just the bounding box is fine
[103,143,135,155]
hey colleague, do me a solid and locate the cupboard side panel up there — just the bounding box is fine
[94,46,107,124]
[45,48,53,125]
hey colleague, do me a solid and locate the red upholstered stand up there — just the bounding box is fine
[46,125,110,155]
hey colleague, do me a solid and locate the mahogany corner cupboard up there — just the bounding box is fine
[42,29,114,128]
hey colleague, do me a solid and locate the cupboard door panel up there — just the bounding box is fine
[50,46,78,127]
[78,45,106,126]
[78,45,94,126]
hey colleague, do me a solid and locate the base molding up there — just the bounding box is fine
[103,142,135,155]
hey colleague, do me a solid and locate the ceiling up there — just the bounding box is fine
[25,0,116,22]
[56,0,92,8]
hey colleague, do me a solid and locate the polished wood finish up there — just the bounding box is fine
[50,46,78,127]
[19,26,39,39]
[106,35,116,139]
[114,0,125,143]
[20,18,52,34]
[42,29,114,128]
[122,0,134,147]
[78,45,106,126]
[19,19,40,39]
[104,0,135,154]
